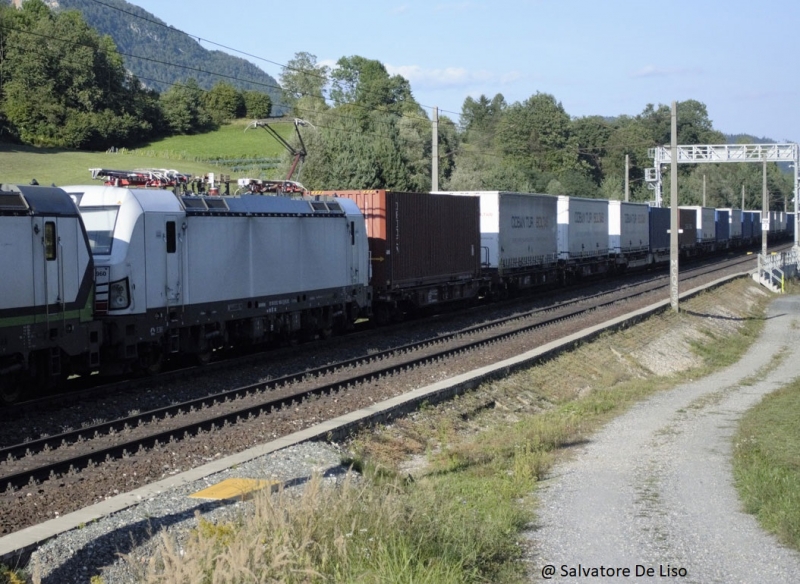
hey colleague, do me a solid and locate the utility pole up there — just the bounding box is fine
[741,184,745,211]
[625,154,630,202]
[702,174,706,207]
[762,158,768,258]
[670,102,679,313]
[431,107,439,192]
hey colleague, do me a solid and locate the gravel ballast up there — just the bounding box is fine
[528,293,800,583]
[26,441,350,583]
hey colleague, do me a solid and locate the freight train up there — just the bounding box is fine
[0,183,792,404]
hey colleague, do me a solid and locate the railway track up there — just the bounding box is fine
[0,249,762,495]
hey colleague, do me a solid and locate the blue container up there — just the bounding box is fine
[741,211,753,240]
[648,206,670,252]
[715,210,730,242]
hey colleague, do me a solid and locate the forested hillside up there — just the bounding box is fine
[0,1,794,209]
[42,0,284,112]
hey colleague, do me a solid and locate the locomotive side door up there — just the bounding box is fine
[164,215,182,306]
[31,216,63,317]
[144,213,183,309]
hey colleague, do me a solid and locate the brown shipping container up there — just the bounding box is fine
[679,208,697,249]
[313,190,481,292]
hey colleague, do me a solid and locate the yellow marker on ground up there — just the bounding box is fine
[189,478,280,501]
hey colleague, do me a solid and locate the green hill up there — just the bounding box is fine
[0,119,297,186]
[42,0,286,114]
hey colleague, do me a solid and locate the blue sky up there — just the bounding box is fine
[128,0,799,143]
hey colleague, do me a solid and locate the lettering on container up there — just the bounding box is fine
[573,211,606,224]
[623,213,647,224]
[510,215,551,229]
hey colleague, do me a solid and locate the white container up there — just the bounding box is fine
[557,196,609,260]
[441,191,558,273]
[608,201,649,254]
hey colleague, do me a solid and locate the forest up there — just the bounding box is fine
[0,0,795,209]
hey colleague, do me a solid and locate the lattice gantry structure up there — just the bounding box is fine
[645,143,799,248]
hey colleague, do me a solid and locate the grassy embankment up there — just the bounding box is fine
[0,119,289,187]
[734,371,800,549]
[125,279,777,584]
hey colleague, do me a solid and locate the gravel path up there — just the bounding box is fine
[528,294,800,583]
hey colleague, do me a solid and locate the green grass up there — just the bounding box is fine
[0,119,294,187]
[733,376,800,549]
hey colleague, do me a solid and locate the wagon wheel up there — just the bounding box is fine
[195,343,214,365]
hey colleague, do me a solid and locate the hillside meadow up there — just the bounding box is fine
[0,119,292,188]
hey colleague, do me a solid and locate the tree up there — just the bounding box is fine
[242,90,272,119]
[603,116,654,201]
[159,79,214,135]
[330,56,413,116]
[637,100,724,146]
[203,81,244,123]
[494,92,579,175]
[0,0,160,148]
[570,115,613,186]
[280,52,329,115]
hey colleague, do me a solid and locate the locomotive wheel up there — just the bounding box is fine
[0,379,22,405]
[138,345,164,376]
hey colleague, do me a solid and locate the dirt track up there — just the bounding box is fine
[529,293,800,583]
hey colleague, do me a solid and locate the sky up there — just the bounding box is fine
[127,0,799,144]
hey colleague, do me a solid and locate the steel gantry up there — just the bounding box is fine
[645,143,800,249]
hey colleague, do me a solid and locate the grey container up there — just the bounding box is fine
[557,196,609,260]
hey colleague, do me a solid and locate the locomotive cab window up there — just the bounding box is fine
[44,221,56,261]
[80,206,119,255]
[166,221,176,253]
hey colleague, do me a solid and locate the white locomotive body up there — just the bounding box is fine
[67,185,369,371]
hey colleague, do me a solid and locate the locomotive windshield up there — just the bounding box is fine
[80,206,119,254]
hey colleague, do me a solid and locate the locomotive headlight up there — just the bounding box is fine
[109,278,131,310]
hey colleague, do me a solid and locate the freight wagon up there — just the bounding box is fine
[437,191,559,294]
[557,196,611,278]
[680,206,715,251]
[648,206,671,263]
[314,190,482,324]
[608,201,650,269]
[678,208,698,251]
[715,209,730,247]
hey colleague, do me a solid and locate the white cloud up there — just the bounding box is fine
[631,65,701,78]
[386,64,523,89]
